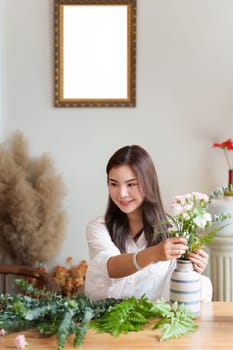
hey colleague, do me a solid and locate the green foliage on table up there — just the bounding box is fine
[89,294,154,336]
[152,299,198,341]
[90,295,198,341]
[0,279,198,349]
[0,279,118,349]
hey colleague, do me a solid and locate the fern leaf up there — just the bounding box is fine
[89,296,152,337]
[128,310,148,324]
[151,299,172,317]
[159,318,198,341]
[152,301,198,341]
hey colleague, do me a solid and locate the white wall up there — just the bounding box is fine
[0,0,6,140]
[1,0,233,268]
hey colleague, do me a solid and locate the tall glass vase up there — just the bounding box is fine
[170,259,201,316]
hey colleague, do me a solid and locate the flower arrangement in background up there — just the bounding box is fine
[213,138,233,170]
[51,257,88,296]
[166,192,232,259]
[31,258,88,296]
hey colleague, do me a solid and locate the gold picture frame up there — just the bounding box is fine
[54,0,136,107]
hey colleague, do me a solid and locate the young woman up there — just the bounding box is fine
[84,145,212,301]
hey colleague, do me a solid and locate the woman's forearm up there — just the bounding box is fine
[107,248,155,278]
[107,237,188,278]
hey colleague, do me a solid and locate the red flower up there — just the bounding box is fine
[213,138,233,150]
[213,138,233,169]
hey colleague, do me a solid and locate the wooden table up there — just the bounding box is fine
[1,302,233,349]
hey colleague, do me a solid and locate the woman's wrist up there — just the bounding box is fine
[132,252,142,270]
[133,248,156,270]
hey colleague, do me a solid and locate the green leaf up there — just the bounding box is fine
[150,299,172,317]
[57,311,74,350]
[152,301,198,341]
[89,296,149,337]
[160,318,198,341]
[24,305,52,321]
[37,321,60,336]
[73,307,94,347]
[0,280,199,347]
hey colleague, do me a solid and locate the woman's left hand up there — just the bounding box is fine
[187,249,209,273]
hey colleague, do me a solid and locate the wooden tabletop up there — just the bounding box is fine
[1,302,233,350]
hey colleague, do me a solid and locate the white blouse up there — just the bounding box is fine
[84,216,212,301]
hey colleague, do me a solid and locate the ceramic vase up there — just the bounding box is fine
[170,259,201,316]
[209,196,233,236]
[209,170,233,236]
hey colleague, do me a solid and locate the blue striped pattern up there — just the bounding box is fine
[175,269,194,273]
[170,299,200,306]
[170,260,201,316]
[171,278,200,283]
[170,288,200,294]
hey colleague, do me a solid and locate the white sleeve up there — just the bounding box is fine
[84,217,123,300]
[86,216,120,260]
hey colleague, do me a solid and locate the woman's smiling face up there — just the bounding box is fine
[108,164,144,215]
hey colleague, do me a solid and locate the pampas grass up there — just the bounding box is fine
[0,131,66,265]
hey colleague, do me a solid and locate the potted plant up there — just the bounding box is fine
[209,138,233,235]
[164,192,232,315]
[212,138,233,196]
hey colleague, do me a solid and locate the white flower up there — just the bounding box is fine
[184,193,192,201]
[192,192,209,203]
[172,204,183,215]
[183,204,193,213]
[193,216,207,229]
[203,212,212,222]
[167,191,232,256]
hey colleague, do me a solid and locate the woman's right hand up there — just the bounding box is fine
[152,237,188,261]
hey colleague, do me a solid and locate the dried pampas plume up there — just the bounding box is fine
[0,131,67,265]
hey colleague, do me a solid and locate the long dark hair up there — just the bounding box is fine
[104,145,170,253]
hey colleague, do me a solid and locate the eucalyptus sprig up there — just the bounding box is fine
[209,185,231,200]
[0,279,119,350]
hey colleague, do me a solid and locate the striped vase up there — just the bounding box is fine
[170,259,201,316]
